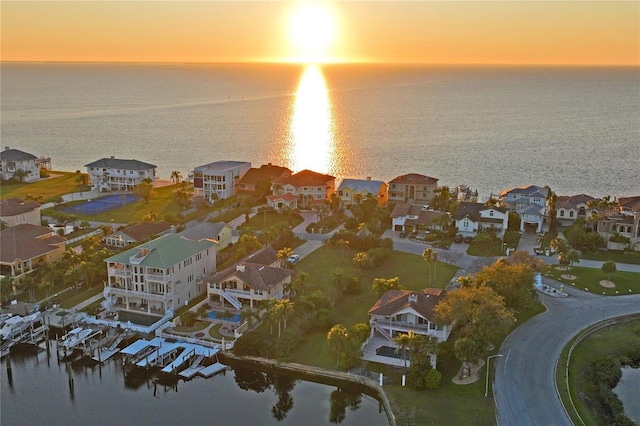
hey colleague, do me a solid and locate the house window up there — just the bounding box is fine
[489,211,494,217]
[429,323,437,330]
[560,210,565,217]
[338,191,343,196]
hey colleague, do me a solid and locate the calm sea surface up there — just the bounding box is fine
[1,63,638,198]
[0,348,387,426]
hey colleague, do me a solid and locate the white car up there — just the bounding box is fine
[287,254,300,264]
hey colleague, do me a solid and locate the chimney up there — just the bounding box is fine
[4,146,9,151]
[408,293,418,303]
[367,176,371,180]
[110,155,115,159]
[236,264,245,273]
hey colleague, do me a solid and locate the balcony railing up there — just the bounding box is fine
[372,318,433,333]
[106,286,171,302]
[109,268,131,278]
[225,288,252,298]
[145,273,171,283]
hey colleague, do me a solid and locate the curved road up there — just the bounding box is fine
[494,279,640,426]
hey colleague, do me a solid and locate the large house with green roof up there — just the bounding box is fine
[104,233,216,316]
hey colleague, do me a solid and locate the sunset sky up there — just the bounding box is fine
[1,1,638,65]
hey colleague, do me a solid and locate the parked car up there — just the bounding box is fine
[399,231,408,238]
[463,235,473,243]
[454,234,463,243]
[287,254,300,264]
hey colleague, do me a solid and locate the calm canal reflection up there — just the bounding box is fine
[1,346,388,425]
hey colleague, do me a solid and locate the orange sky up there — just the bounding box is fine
[1,1,638,65]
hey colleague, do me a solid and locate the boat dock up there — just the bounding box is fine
[1,314,49,358]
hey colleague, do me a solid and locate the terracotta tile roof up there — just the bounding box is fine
[0,198,41,216]
[208,262,292,291]
[388,173,438,186]
[238,164,292,185]
[619,196,640,212]
[267,193,298,203]
[368,288,445,323]
[120,221,173,242]
[0,224,66,263]
[556,194,595,210]
[273,169,335,187]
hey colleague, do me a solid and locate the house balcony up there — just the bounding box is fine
[371,318,433,334]
[145,273,172,283]
[224,288,252,298]
[109,268,131,278]
[106,286,172,302]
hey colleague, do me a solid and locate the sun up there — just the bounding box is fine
[289,2,337,63]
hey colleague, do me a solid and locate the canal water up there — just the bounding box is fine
[614,366,640,424]
[1,346,388,426]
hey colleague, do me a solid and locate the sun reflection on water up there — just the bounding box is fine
[287,65,336,174]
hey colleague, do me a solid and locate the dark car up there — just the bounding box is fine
[463,235,473,243]
[454,234,463,243]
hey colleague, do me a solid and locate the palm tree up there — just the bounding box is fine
[454,337,481,377]
[422,248,437,284]
[170,170,182,184]
[12,169,30,182]
[277,247,294,268]
[601,260,616,284]
[393,330,416,373]
[239,307,259,329]
[292,271,309,297]
[327,324,349,367]
[21,275,37,301]
[196,304,209,320]
[335,239,349,261]
[275,299,294,336]
[38,280,54,300]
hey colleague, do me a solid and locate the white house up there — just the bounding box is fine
[0,198,41,227]
[499,185,549,232]
[365,288,451,368]
[555,194,597,226]
[338,177,388,206]
[390,203,450,232]
[192,161,251,201]
[85,157,157,192]
[104,234,216,316]
[0,147,40,182]
[454,203,509,237]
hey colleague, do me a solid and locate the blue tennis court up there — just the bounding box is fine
[62,194,140,215]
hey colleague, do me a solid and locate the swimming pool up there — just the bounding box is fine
[207,310,241,323]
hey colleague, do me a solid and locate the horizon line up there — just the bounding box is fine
[1,60,638,68]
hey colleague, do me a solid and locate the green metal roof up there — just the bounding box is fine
[105,233,214,269]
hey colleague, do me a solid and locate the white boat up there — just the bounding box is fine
[0,312,41,340]
[62,328,93,349]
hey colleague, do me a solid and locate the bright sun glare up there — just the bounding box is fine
[289,3,336,63]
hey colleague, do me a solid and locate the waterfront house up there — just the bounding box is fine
[454,202,509,237]
[619,196,640,214]
[597,213,640,252]
[192,161,251,201]
[104,221,174,249]
[390,203,450,232]
[0,198,42,227]
[365,288,451,368]
[179,222,233,250]
[206,262,292,310]
[0,224,66,285]
[104,234,216,316]
[236,163,292,196]
[388,173,439,205]
[337,177,388,206]
[0,147,41,182]
[555,194,597,226]
[267,169,335,210]
[499,185,549,232]
[85,156,157,192]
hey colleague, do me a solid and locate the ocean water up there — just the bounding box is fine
[1,62,638,198]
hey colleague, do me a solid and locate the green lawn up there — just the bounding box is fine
[173,321,209,333]
[467,241,504,257]
[237,211,303,231]
[0,171,85,202]
[287,247,458,369]
[59,286,104,309]
[580,250,640,265]
[546,265,640,295]
[558,319,640,425]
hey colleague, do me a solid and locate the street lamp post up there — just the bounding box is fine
[485,354,504,397]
